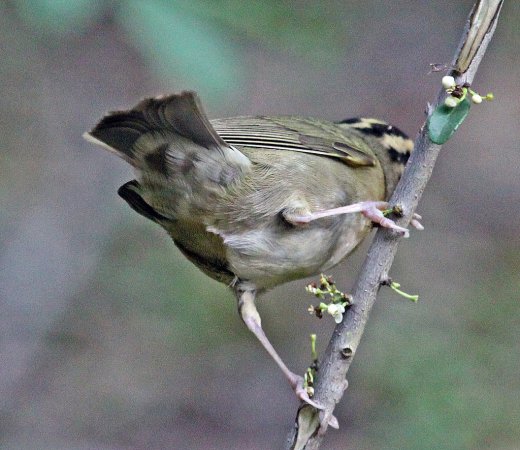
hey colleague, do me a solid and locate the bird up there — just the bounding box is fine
[84,91,417,410]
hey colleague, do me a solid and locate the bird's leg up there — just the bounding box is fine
[235,286,324,410]
[285,200,423,238]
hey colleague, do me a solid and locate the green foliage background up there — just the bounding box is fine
[1,1,519,449]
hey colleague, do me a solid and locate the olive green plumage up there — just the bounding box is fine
[85,91,412,291]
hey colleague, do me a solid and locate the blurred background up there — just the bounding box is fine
[1,1,519,449]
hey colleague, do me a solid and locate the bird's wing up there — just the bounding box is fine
[211,116,377,168]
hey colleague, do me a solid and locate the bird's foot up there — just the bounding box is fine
[288,372,324,410]
[358,201,411,237]
[287,200,423,238]
[289,372,340,430]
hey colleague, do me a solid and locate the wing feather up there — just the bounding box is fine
[211,116,377,168]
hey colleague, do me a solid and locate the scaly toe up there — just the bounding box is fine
[294,383,324,410]
[289,373,325,409]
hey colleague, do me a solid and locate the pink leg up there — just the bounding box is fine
[236,288,324,410]
[285,200,423,238]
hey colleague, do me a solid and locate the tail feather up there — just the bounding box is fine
[84,91,229,166]
[83,111,149,164]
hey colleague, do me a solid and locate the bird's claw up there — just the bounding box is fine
[292,375,324,410]
[410,213,424,231]
[360,202,424,238]
[292,375,340,430]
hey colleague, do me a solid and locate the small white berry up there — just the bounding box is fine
[444,96,459,108]
[441,75,456,89]
[471,93,483,104]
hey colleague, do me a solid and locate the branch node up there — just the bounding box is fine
[340,347,353,359]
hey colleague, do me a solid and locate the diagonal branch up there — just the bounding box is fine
[286,1,504,448]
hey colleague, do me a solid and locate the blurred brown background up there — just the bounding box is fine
[1,1,519,449]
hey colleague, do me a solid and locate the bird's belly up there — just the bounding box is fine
[223,215,370,289]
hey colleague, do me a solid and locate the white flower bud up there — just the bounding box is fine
[327,303,346,323]
[441,75,456,89]
[471,93,483,104]
[444,96,459,108]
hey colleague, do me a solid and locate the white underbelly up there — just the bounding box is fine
[223,215,371,289]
